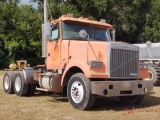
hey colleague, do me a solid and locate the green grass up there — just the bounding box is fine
[0,71,160,120]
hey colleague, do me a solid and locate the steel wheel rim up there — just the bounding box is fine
[71,81,84,103]
[4,76,10,90]
[15,77,21,92]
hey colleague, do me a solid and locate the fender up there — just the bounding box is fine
[61,61,91,86]
[61,61,108,86]
[23,67,35,84]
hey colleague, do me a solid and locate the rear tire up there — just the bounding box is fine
[119,95,145,104]
[67,73,95,110]
[3,72,15,94]
[14,72,28,96]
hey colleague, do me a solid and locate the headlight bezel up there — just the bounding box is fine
[90,60,103,68]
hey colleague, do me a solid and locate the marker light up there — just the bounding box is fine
[100,19,106,23]
[67,13,73,17]
[79,17,84,19]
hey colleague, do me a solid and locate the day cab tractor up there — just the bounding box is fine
[3,0,153,110]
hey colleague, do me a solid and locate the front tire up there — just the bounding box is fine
[67,73,95,110]
[3,72,15,94]
[14,72,29,96]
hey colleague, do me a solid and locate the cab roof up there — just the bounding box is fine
[51,16,113,28]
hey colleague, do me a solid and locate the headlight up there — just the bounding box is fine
[90,60,103,68]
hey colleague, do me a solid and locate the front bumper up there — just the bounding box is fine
[91,79,153,97]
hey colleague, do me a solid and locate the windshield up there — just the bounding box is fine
[62,21,111,41]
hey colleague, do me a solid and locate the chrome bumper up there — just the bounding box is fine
[91,79,153,97]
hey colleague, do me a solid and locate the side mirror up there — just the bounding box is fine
[105,31,111,41]
[44,21,51,38]
[79,30,88,38]
[111,29,115,41]
[106,28,115,41]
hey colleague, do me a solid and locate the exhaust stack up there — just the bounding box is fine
[44,0,48,23]
[42,0,51,58]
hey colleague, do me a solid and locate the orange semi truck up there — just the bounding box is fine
[3,0,153,110]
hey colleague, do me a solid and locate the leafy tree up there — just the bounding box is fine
[0,1,43,68]
[45,0,153,43]
[140,0,160,42]
[0,35,8,68]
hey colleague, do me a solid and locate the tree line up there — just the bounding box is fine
[0,0,160,69]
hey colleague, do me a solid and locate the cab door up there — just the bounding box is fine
[46,22,61,69]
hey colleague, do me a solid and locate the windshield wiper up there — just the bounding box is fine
[68,37,86,40]
[94,38,106,41]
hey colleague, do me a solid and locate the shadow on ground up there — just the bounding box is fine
[32,90,160,111]
[92,91,160,111]
[49,91,160,111]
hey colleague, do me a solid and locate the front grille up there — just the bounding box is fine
[110,48,139,78]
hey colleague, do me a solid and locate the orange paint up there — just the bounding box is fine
[51,45,59,61]
[139,69,149,79]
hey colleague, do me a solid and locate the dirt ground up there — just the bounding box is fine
[0,71,160,120]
